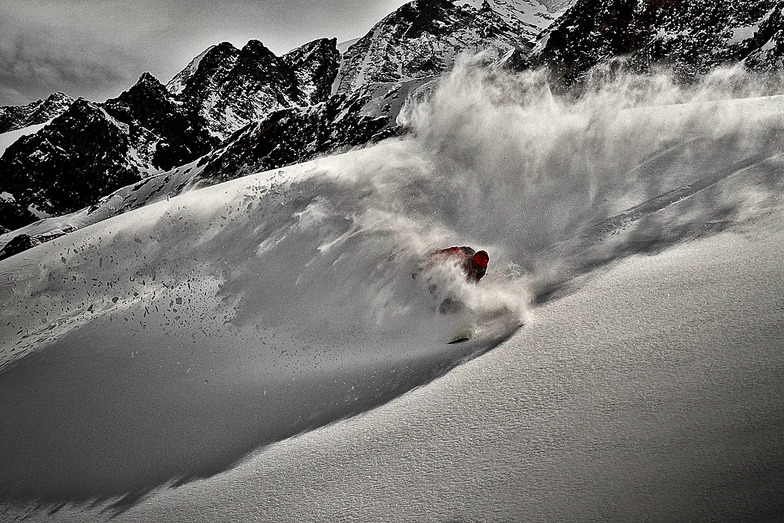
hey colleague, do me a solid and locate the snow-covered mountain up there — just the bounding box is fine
[0,92,73,134]
[457,0,577,38]
[333,0,534,95]
[5,0,784,253]
[531,0,784,88]
[0,0,574,238]
[0,38,340,232]
[0,80,415,255]
[0,75,215,223]
[168,38,340,140]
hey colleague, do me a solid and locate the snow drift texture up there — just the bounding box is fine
[2,58,784,511]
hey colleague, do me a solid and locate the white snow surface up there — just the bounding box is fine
[2,62,784,521]
[729,24,759,44]
[336,37,361,54]
[0,121,49,156]
[166,45,215,96]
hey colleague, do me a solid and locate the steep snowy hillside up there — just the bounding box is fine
[2,63,784,519]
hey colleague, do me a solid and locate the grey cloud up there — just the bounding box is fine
[0,0,411,107]
[0,24,145,105]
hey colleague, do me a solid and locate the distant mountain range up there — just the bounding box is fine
[2,0,784,255]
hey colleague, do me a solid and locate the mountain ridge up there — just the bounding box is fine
[0,92,74,134]
[530,0,784,89]
[0,38,341,233]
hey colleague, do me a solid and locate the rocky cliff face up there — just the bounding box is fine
[103,72,216,171]
[0,72,218,220]
[0,92,74,134]
[0,97,152,217]
[193,79,420,185]
[741,4,784,72]
[283,38,342,105]
[168,38,340,140]
[531,0,784,88]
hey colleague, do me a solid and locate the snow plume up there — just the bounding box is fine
[402,56,784,298]
[3,55,784,512]
[0,117,525,509]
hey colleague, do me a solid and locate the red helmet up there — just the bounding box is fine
[473,250,489,268]
[472,250,488,280]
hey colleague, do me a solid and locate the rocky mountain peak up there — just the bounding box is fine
[166,42,241,99]
[44,92,72,104]
[136,71,160,84]
[283,38,341,104]
[164,38,340,140]
[0,92,75,134]
[116,72,169,105]
[239,39,278,62]
[0,97,142,218]
[333,0,534,95]
[229,39,298,102]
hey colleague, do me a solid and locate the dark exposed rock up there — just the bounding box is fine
[193,77,427,186]
[103,72,216,170]
[0,234,40,260]
[0,98,142,217]
[168,38,340,140]
[0,68,220,222]
[0,226,75,261]
[282,38,341,105]
[0,198,38,232]
[531,0,784,89]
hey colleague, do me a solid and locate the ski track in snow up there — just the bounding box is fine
[2,63,784,514]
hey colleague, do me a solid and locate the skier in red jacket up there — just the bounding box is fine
[431,246,489,282]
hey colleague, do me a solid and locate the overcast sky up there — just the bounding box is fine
[0,0,410,107]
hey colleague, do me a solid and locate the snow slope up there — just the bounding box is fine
[2,61,784,519]
[104,198,784,523]
[0,121,48,156]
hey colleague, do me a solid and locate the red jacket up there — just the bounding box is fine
[432,246,489,282]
